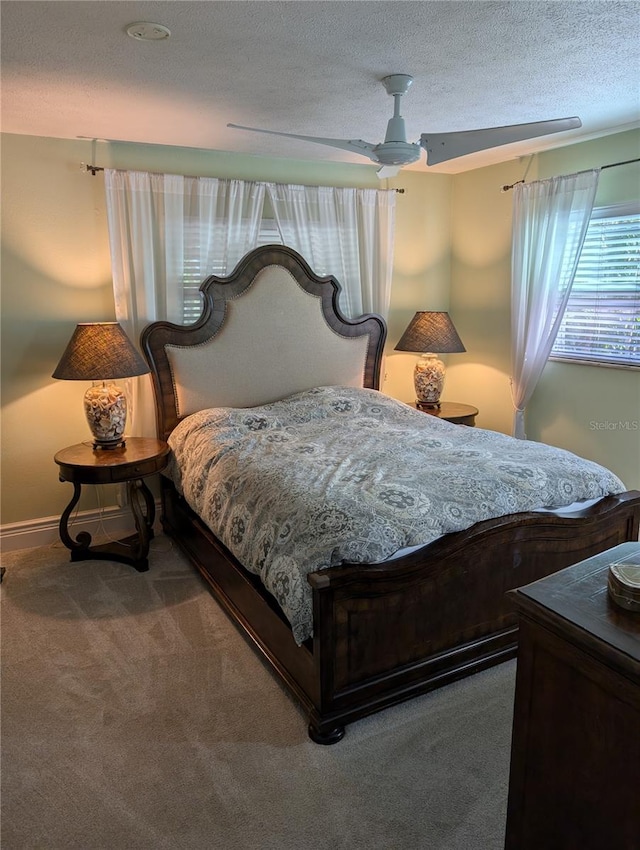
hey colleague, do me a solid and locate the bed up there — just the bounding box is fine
[141,245,640,743]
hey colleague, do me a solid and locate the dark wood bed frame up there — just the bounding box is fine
[141,245,640,743]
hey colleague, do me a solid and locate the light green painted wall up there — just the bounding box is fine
[385,172,452,401]
[446,157,528,434]
[447,129,640,490]
[0,133,446,525]
[2,129,637,529]
[527,131,640,491]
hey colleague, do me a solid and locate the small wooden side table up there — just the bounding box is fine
[54,437,170,572]
[411,401,478,426]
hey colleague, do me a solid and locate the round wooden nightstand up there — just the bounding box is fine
[411,401,478,426]
[54,437,170,572]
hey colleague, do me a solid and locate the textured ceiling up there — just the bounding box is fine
[2,1,639,174]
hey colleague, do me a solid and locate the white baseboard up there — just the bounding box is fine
[0,502,162,553]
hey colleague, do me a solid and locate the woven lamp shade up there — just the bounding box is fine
[52,322,149,380]
[394,312,466,354]
[53,323,149,449]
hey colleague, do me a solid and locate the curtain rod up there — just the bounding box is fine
[601,157,640,171]
[82,163,405,193]
[501,157,640,192]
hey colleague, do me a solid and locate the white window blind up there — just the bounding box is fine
[181,220,282,323]
[551,204,640,368]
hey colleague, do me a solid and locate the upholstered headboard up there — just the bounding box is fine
[141,245,387,439]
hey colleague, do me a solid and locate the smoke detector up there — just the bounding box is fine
[126,22,171,41]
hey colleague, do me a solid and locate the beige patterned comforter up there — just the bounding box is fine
[165,386,625,644]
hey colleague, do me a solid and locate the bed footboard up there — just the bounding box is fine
[307,490,640,740]
[161,479,640,742]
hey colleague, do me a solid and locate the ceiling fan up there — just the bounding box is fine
[228,74,581,178]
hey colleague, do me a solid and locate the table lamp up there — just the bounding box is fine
[394,311,465,408]
[52,322,149,449]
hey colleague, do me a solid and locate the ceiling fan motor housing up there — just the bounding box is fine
[374,141,421,165]
[376,76,421,165]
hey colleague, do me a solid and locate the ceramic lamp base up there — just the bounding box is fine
[414,353,446,406]
[83,382,127,449]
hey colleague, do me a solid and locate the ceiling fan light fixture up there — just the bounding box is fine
[126,22,171,41]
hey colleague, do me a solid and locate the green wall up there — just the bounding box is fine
[526,131,640,492]
[0,133,447,526]
[447,129,640,490]
[1,129,638,531]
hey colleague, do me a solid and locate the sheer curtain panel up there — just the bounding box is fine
[104,169,266,435]
[510,169,600,438]
[266,183,396,318]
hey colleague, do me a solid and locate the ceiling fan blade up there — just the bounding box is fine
[227,123,378,160]
[376,165,402,179]
[420,117,582,166]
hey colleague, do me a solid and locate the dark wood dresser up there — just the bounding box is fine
[505,543,640,850]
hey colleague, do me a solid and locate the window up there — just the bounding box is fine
[178,183,396,324]
[181,219,282,324]
[551,203,640,368]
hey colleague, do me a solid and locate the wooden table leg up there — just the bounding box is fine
[58,481,92,552]
[123,478,156,567]
[58,479,153,572]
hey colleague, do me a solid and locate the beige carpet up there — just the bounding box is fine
[1,536,515,849]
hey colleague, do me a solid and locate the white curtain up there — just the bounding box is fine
[266,182,396,318]
[510,169,600,439]
[104,169,266,435]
